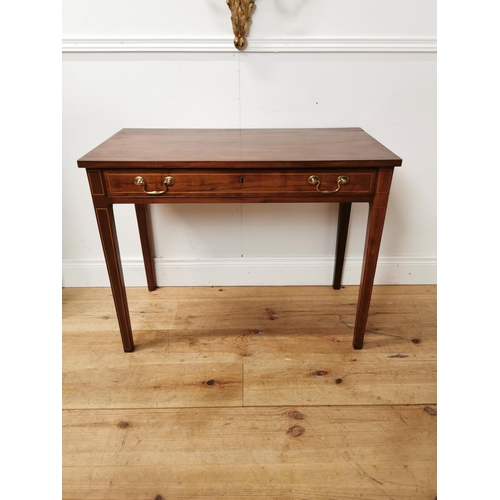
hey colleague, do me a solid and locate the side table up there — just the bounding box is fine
[78,128,402,352]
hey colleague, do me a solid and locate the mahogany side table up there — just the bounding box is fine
[78,128,402,352]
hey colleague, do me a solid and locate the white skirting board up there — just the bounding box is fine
[62,256,436,287]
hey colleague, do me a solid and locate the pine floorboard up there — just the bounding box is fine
[62,285,437,499]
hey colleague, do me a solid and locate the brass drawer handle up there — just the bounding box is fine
[308,175,349,194]
[133,176,175,195]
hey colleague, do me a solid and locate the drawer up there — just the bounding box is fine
[104,170,376,198]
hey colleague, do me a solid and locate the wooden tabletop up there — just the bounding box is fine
[78,128,402,169]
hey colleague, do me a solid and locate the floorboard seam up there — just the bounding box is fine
[62,402,437,411]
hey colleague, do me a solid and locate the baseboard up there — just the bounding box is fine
[62,256,436,287]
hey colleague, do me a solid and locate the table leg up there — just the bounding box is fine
[135,204,157,292]
[353,168,394,349]
[333,202,352,290]
[87,170,134,352]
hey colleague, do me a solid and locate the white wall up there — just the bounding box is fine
[62,0,436,287]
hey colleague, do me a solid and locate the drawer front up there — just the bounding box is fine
[104,170,376,198]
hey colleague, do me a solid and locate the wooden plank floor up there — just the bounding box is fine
[63,285,437,499]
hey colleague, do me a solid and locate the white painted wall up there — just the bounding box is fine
[62,0,436,287]
[63,0,436,39]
